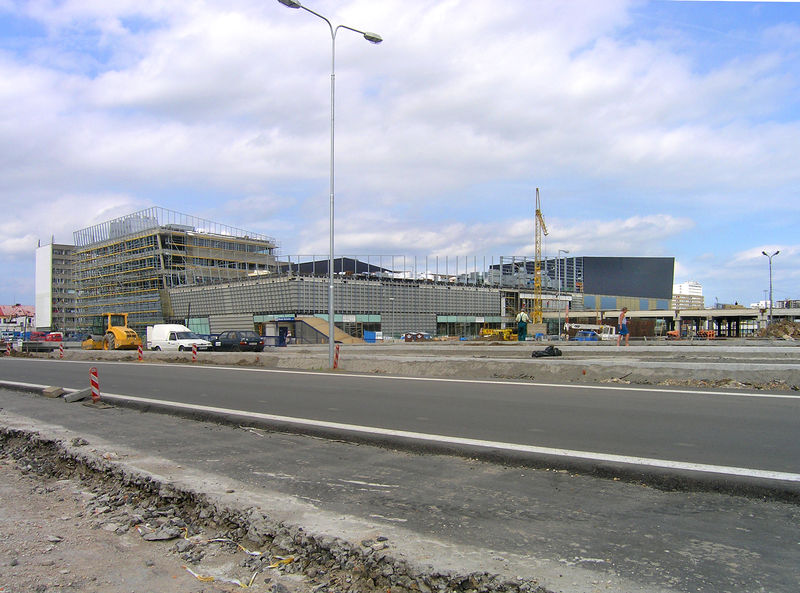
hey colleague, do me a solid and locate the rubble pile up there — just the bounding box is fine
[653,378,798,391]
[759,320,800,339]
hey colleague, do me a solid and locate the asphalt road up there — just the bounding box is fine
[2,389,800,593]
[2,357,800,493]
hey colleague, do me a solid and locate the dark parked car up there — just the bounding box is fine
[212,330,265,352]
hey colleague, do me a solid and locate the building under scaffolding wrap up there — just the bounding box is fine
[73,208,279,331]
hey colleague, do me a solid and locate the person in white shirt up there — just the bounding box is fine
[516,307,531,341]
[616,307,629,346]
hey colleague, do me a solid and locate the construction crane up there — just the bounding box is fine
[533,188,549,323]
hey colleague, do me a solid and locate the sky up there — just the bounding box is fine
[0,0,798,307]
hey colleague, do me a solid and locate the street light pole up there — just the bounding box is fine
[278,0,382,368]
[389,297,394,341]
[557,249,569,338]
[762,250,780,327]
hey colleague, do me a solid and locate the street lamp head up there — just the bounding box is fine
[277,0,302,8]
[363,31,383,44]
[762,251,768,257]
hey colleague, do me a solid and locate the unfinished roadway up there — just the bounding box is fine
[34,338,800,389]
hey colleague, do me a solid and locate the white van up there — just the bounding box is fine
[146,324,212,351]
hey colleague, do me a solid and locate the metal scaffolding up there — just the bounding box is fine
[73,208,279,331]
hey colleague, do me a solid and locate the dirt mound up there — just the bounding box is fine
[758,320,800,339]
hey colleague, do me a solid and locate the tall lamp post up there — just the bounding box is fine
[762,250,780,327]
[389,297,394,341]
[278,0,382,368]
[557,249,569,338]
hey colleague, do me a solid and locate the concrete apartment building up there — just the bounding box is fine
[672,280,704,310]
[34,242,78,333]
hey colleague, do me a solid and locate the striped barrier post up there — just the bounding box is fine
[137,344,143,362]
[59,343,64,359]
[192,343,197,363]
[89,367,100,403]
[5,342,11,356]
[333,344,340,369]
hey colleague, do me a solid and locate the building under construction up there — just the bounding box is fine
[37,206,686,339]
[165,254,675,340]
[71,208,279,331]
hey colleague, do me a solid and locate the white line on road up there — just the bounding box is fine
[3,378,799,484]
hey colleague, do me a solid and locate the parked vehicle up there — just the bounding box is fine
[212,330,265,352]
[403,331,432,342]
[564,323,617,341]
[81,313,142,350]
[44,332,63,342]
[570,330,600,341]
[146,324,212,351]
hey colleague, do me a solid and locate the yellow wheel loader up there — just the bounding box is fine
[81,313,142,350]
[478,325,517,341]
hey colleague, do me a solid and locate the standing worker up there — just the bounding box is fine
[617,307,630,346]
[516,307,531,342]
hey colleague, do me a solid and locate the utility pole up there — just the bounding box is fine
[762,250,780,327]
[557,249,569,339]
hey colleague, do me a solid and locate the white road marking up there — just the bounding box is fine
[337,479,399,488]
[369,514,408,522]
[3,378,799,484]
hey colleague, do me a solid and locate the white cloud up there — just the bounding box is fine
[0,194,143,257]
[0,0,798,305]
[307,212,693,259]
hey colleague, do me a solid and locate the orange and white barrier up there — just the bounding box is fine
[333,344,340,369]
[5,342,11,356]
[89,367,100,403]
[192,343,197,362]
[59,343,64,359]
[137,344,143,361]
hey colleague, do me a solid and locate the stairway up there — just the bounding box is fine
[297,316,364,344]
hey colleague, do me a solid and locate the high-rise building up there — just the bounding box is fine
[35,242,78,333]
[672,280,704,310]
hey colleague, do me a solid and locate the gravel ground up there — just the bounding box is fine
[0,450,313,593]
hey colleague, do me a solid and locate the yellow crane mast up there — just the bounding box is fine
[533,188,549,323]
